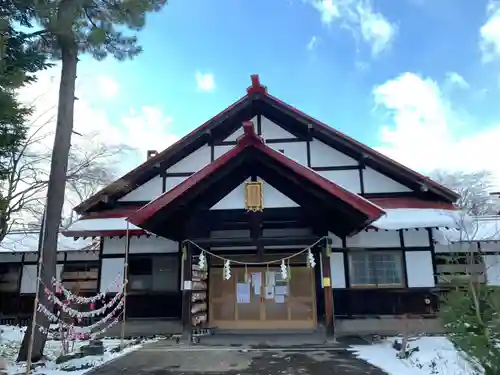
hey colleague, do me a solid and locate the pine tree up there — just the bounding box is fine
[441,284,500,375]
[14,0,168,361]
[0,5,50,236]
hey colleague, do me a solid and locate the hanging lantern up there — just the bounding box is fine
[223,260,232,280]
[307,249,316,268]
[244,181,264,212]
[280,259,288,280]
[198,251,206,270]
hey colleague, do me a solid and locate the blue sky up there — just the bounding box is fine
[29,0,500,184]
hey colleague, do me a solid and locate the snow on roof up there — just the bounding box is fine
[434,215,500,245]
[66,217,141,232]
[371,208,468,230]
[0,231,97,253]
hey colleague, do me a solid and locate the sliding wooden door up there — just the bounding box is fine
[209,266,316,329]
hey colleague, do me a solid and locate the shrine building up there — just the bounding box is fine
[2,75,500,336]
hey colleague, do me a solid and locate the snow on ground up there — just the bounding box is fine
[0,325,158,375]
[350,336,481,375]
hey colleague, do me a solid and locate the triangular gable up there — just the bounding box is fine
[127,122,385,240]
[211,177,299,210]
[76,75,459,214]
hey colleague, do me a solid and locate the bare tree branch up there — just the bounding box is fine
[0,105,131,242]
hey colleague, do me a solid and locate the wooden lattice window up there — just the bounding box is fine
[244,181,263,212]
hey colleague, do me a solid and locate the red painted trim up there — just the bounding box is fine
[370,197,457,210]
[73,197,456,222]
[128,121,386,227]
[247,74,268,95]
[80,207,141,219]
[62,229,146,238]
[75,74,458,214]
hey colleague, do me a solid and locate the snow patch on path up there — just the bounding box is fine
[0,325,157,375]
[350,336,481,375]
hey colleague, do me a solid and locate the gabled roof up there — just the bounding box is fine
[75,75,459,214]
[127,121,386,239]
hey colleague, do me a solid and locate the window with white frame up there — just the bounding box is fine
[349,251,404,287]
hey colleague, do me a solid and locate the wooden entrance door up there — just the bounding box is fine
[209,266,317,329]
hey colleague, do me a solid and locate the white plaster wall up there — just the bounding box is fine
[346,230,401,248]
[363,167,412,194]
[309,140,358,168]
[261,116,295,139]
[165,175,189,192]
[100,258,124,293]
[211,178,299,210]
[405,251,435,287]
[119,175,163,202]
[20,264,63,294]
[328,233,344,248]
[267,142,308,165]
[317,170,361,193]
[0,253,22,263]
[102,236,178,255]
[167,146,211,173]
[403,230,430,247]
[214,145,234,159]
[330,252,346,288]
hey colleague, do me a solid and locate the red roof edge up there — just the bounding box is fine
[263,92,459,202]
[128,120,385,228]
[74,90,251,214]
[62,229,146,238]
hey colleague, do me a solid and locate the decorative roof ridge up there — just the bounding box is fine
[246,74,268,95]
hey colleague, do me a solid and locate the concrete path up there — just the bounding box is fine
[90,339,387,375]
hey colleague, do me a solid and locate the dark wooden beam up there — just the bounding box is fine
[249,212,264,258]
[190,236,320,249]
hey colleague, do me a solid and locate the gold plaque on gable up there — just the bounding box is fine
[244,181,263,212]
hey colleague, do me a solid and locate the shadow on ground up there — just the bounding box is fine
[89,339,388,375]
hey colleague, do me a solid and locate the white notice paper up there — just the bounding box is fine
[266,271,276,286]
[264,286,275,299]
[236,283,251,304]
[274,294,285,303]
[275,285,288,296]
[251,272,262,295]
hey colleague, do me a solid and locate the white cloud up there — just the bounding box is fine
[444,72,469,89]
[19,65,179,172]
[13,64,180,223]
[480,1,500,62]
[372,72,500,188]
[311,0,397,56]
[307,35,318,50]
[96,75,120,99]
[195,71,216,92]
[313,0,340,24]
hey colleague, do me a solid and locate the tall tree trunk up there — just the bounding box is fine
[17,44,78,362]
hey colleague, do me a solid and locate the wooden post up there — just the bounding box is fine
[321,243,335,336]
[181,242,192,333]
[120,224,131,350]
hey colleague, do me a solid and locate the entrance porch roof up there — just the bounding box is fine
[126,121,385,240]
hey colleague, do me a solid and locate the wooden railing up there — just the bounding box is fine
[436,263,486,286]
